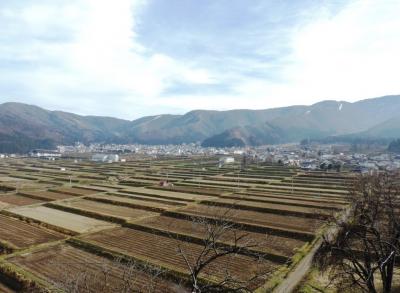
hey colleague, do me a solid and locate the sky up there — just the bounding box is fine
[0,0,399,120]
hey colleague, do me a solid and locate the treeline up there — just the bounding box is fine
[301,135,392,148]
[388,138,400,153]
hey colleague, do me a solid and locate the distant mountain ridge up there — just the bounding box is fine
[0,102,130,153]
[202,96,400,147]
[0,95,400,152]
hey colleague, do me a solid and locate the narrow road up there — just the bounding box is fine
[273,238,322,293]
[274,207,351,293]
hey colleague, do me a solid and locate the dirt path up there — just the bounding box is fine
[274,207,351,293]
[273,238,322,293]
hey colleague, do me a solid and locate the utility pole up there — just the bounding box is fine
[237,164,240,189]
[198,161,201,189]
[291,176,294,194]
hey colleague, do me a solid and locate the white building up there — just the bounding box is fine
[219,156,235,167]
[233,150,244,155]
[91,154,119,163]
[29,149,61,159]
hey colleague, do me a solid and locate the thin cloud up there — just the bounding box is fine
[0,0,398,118]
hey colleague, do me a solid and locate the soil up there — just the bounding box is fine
[81,227,278,288]
[9,244,183,293]
[0,214,65,249]
[0,194,44,207]
[57,198,159,220]
[134,215,306,257]
[176,204,324,234]
[9,206,116,234]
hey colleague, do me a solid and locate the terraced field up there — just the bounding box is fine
[80,227,276,289]
[199,198,334,219]
[8,244,183,292]
[246,188,347,202]
[0,214,65,251]
[120,186,217,202]
[223,192,346,208]
[8,206,116,234]
[90,193,185,211]
[171,204,323,237]
[51,186,101,196]
[132,215,305,258]
[0,157,351,292]
[115,190,189,205]
[19,190,77,201]
[148,185,225,196]
[54,198,159,221]
[0,193,44,207]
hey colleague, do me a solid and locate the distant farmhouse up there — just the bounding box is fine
[219,156,235,167]
[91,154,119,163]
[29,149,61,160]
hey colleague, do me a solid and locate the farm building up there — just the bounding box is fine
[29,149,61,160]
[218,156,235,167]
[91,154,119,163]
[219,156,235,164]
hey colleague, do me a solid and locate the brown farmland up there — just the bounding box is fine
[81,227,277,288]
[8,206,116,234]
[133,215,306,257]
[0,194,44,207]
[0,157,351,291]
[19,190,76,201]
[0,215,65,250]
[173,204,324,235]
[55,198,159,221]
[8,244,184,293]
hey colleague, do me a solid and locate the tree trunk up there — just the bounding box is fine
[366,275,377,293]
[382,255,395,293]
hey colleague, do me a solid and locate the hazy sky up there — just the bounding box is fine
[0,0,399,119]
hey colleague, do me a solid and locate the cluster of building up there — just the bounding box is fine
[258,144,400,172]
[56,142,246,157]
[55,142,400,172]
[3,141,399,172]
[91,153,121,163]
[28,149,62,160]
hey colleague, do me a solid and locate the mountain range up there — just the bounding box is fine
[0,95,400,153]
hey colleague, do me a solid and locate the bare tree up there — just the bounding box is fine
[17,207,272,293]
[316,172,400,293]
[47,256,169,293]
[174,206,272,292]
